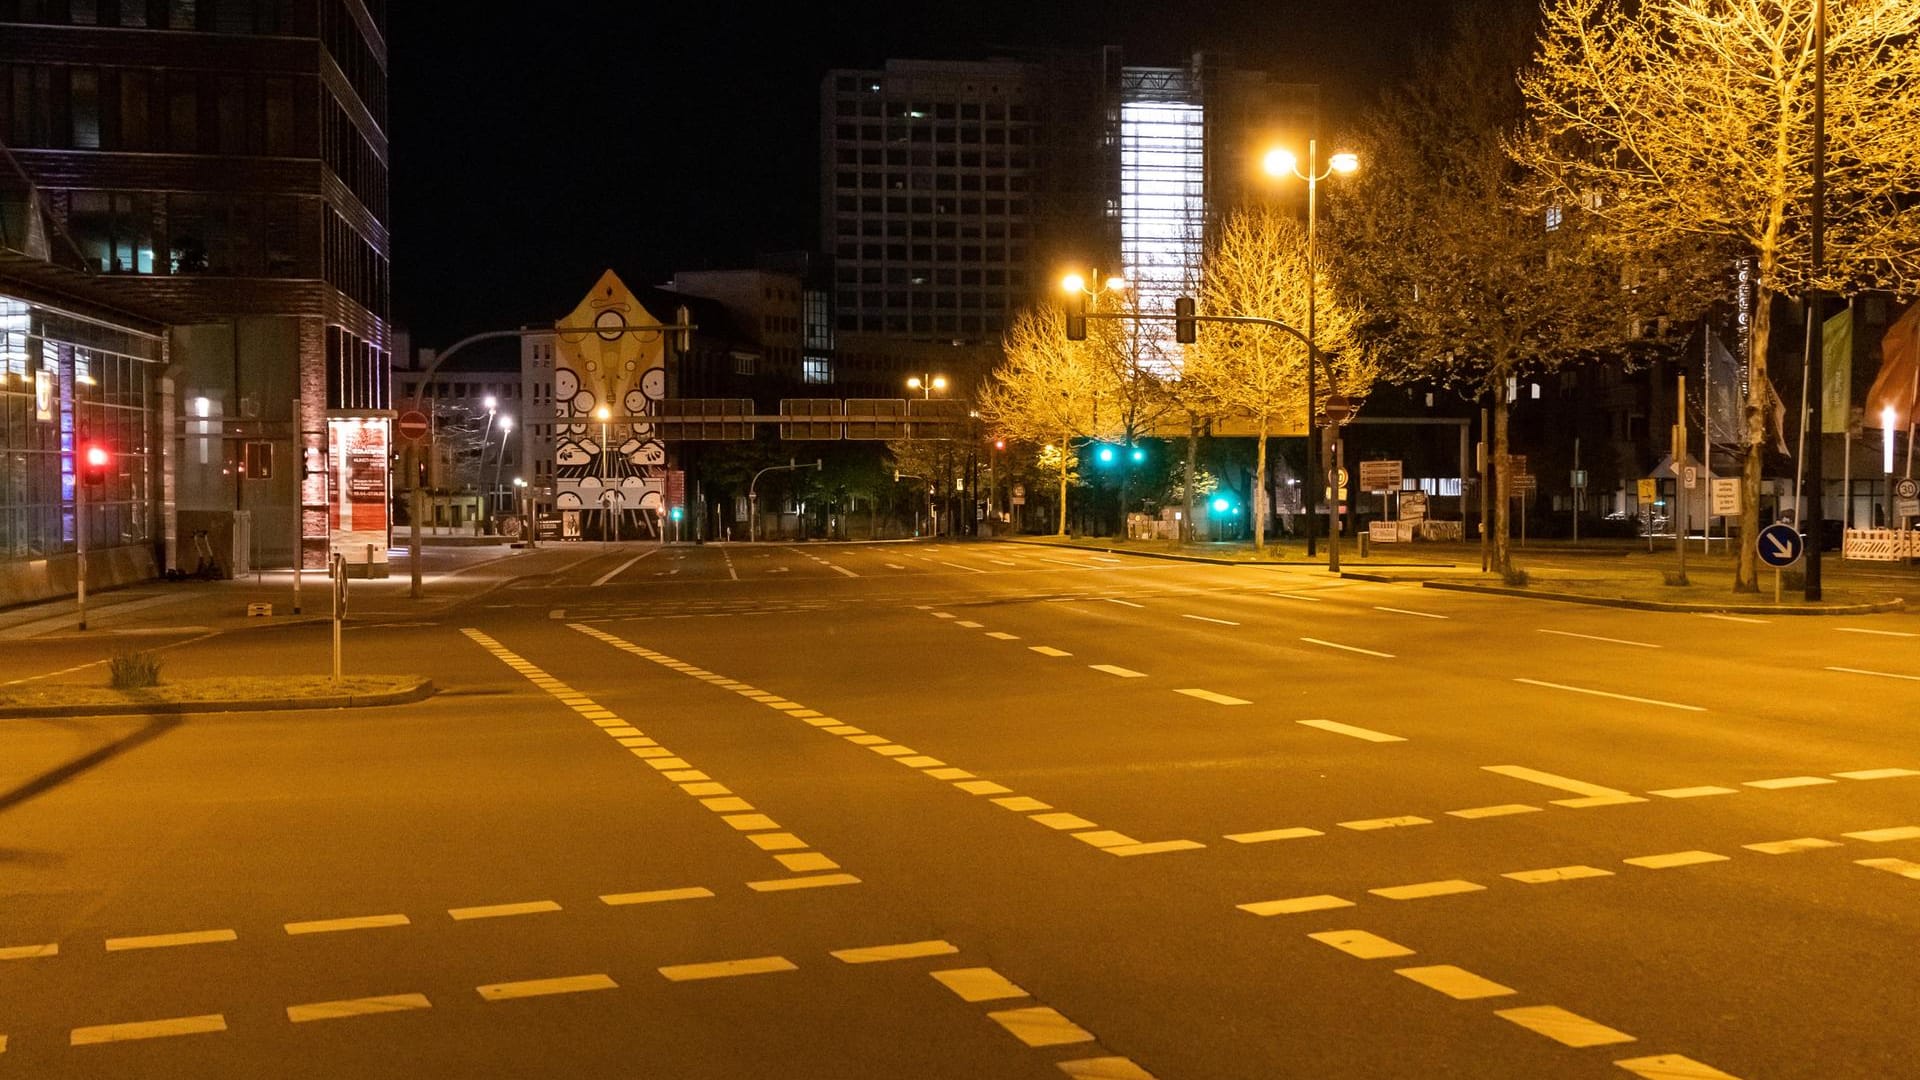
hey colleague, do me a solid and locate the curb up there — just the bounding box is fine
[0,678,436,720]
[1004,538,1452,570]
[1422,580,1906,616]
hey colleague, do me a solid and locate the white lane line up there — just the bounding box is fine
[1092,556,1124,563]
[831,940,960,964]
[1842,826,1920,842]
[1834,768,1920,780]
[1238,894,1355,916]
[287,993,432,1023]
[1182,614,1240,625]
[988,1005,1096,1047]
[1339,816,1430,831]
[931,967,1030,1002]
[1270,592,1323,601]
[1503,865,1614,884]
[1370,879,1485,901]
[658,955,797,982]
[1835,627,1918,638]
[591,550,657,587]
[448,901,561,921]
[1858,857,1920,880]
[1623,850,1729,870]
[1649,786,1737,799]
[1513,677,1704,712]
[1089,664,1148,678]
[1448,804,1541,820]
[941,561,989,574]
[1225,826,1323,844]
[1494,1005,1635,1047]
[1743,776,1836,790]
[885,563,907,570]
[1395,964,1515,999]
[284,914,410,936]
[1173,688,1251,705]
[1029,646,1073,657]
[0,943,57,960]
[1298,718,1406,743]
[1698,612,1770,624]
[1481,765,1646,807]
[989,559,1020,567]
[986,631,1021,640]
[1615,1053,1746,1080]
[477,974,617,1001]
[1307,930,1414,959]
[1538,628,1660,649]
[1744,838,1842,855]
[1826,666,1920,682]
[828,564,859,578]
[1300,637,1395,659]
[104,929,237,952]
[1374,606,1448,620]
[70,1014,228,1045]
[600,887,714,906]
[1105,598,1145,608]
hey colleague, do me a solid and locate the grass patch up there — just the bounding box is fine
[108,650,164,689]
[0,674,423,711]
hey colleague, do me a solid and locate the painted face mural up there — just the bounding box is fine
[551,269,667,513]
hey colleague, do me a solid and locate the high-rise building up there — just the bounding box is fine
[820,50,1317,371]
[0,0,390,571]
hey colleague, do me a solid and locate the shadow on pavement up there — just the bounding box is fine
[0,714,181,817]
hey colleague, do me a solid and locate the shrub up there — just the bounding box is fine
[1502,566,1531,587]
[108,650,163,690]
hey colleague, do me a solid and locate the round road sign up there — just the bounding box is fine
[397,410,430,443]
[1756,522,1803,569]
[1897,477,1919,501]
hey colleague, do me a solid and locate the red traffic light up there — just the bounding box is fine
[79,442,112,483]
[994,440,1006,450]
[83,444,111,469]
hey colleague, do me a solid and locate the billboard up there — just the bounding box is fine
[327,415,390,571]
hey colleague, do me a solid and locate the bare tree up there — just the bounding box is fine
[1186,205,1371,550]
[1334,0,1702,576]
[1514,0,1920,589]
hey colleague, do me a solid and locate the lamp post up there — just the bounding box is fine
[491,415,513,528]
[906,373,949,400]
[1263,141,1358,567]
[595,405,614,543]
[513,476,532,547]
[1062,272,1132,534]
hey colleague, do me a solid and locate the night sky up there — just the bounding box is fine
[388,1,1462,349]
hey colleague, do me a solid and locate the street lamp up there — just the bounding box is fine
[512,476,532,547]
[492,415,513,522]
[594,405,615,543]
[1263,140,1358,567]
[906,374,948,399]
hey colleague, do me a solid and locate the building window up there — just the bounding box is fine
[802,357,831,385]
[732,353,756,376]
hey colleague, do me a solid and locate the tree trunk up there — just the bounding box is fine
[1254,417,1270,551]
[1184,415,1199,544]
[1493,386,1512,577]
[1736,282,1774,592]
[1056,436,1069,537]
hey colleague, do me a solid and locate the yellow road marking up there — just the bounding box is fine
[776,853,840,872]
[1108,839,1205,856]
[830,940,959,964]
[747,873,861,892]
[1370,879,1485,901]
[956,780,1013,795]
[1482,764,1645,807]
[659,955,797,982]
[932,966,1029,1002]
[993,796,1053,812]
[748,832,809,851]
[1504,865,1614,884]
[1743,838,1842,855]
[477,974,616,1001]
[0,943,57,960]
[1030,646,1073,657]
[1623,851,1729,870]
[1031,812,1097,831]
[599,887,714,906]
[1058,1058,1158,1080]
[1614,1053,1746,1079]
[71,1014,227,1045]
[1307,930,1414,959]
[1843,826,1920,842]
[1089,664,1148,678]
[104,929,236,951]
[1395,964,1515,999]
[1226,827,1323,844]
[287,993,431,1023]
[1835,768,1920,780]
[988,1006,1095,1047]
[1447,804,1541,819]
[448,901,560,921]
[285,914,410,935]
[1495,1005,1636,1047]
[1238,894,1353,916]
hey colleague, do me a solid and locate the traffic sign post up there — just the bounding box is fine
[1757,522,1803,604]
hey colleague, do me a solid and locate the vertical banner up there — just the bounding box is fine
[1821,308,1853,434]
[327,416,390,571]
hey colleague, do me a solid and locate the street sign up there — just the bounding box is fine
[666,468,686,510]
[1682,465,1698,490]
[1711,477,1739,516]
[1323,395,1354,423]
[1570,469,1588,489]
[396,410,430,443]
[1637,478,1658,504]
[1011,483,1026,506]
[779,398,842,440]
[1399,491,1429,523]
[844,398,909,440]
[1897,477,1919,501]
[1757,522,1804,568]
[1358,459,1402,493]
[1326,468,1349,488]
[1513,474,1538,494]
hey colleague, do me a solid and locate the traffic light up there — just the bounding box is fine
[1211,496,1232,515]
[669,507,685,522]
[1130,446,1146,464]
[1095,445,1117,465]
[1175,296,1197,345]
[79,440,112,485]
[1065,294,1088,341]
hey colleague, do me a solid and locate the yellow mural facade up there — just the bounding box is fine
[551,269,669,518]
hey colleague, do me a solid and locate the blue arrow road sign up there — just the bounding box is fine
[1757,523,1804,568]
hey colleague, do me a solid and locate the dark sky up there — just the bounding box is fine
[388,1,1461,348]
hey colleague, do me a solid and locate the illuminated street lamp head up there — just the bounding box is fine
[594,405,610,422]
[907,376,922,390]
[499,416,513,433]
[483,395,497,411]
[1104,276,1126,292]
[1329,152,1359,175]
[1263,147,1298,178]
[1060,272,1086,295]
[932,376,948,391]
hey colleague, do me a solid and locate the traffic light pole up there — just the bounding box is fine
[75,470,88,631]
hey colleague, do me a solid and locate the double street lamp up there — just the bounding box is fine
[1263,141,1356,565]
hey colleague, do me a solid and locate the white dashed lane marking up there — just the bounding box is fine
[1833,626,1917,638]
[1538,628,1660,648]
[286,993,431,1024]
[477,974,617,1001]
[1089,664,1148,678]
[1513,678,1703,712]
[1495,1005,1635,1047]
[1181,614,1239,625]
[1300,637,1395,658]
[1298,718,1404,743]
[70,1014,227,1046]
[1374,606,1447,620]
[1826,666,1920,682]
[1174,688,1250,705]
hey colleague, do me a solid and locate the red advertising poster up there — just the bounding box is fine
[328,416,390,569]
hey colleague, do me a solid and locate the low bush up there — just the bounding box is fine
[107,650,164,690]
